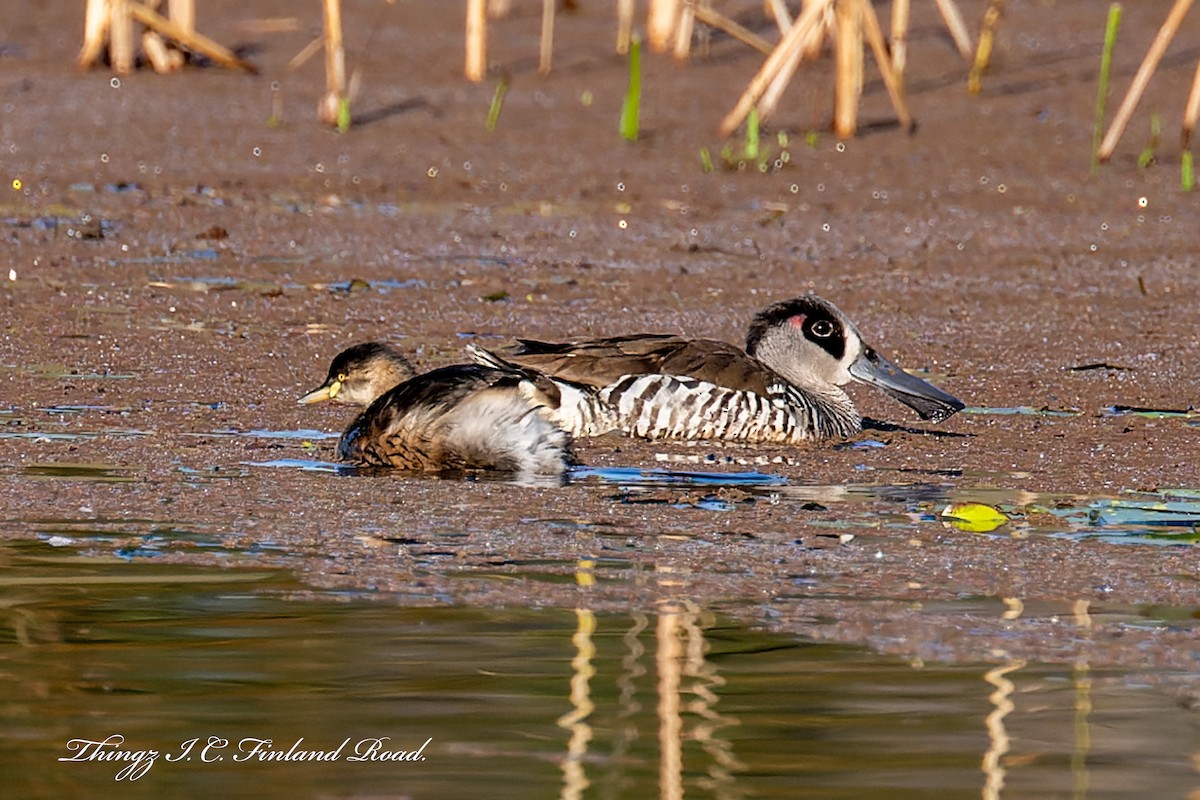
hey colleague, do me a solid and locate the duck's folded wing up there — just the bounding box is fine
[509,335,776,395]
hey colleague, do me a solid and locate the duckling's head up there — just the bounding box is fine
[297,342,416,407]
[746,295,963,422]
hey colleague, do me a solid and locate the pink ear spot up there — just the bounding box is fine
[788,314,806,328]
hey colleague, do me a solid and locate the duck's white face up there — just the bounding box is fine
[297,343,415,408]
[749,296,963,422]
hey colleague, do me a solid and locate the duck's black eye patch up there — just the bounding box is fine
[804,314,844,359]
[810,319,835,338]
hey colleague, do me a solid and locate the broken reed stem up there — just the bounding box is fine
[718,0,833,138]
[1181,55,1200,150]
[539,0,554,75]
[891,0,910,86]
[647,0,680,53]
[320,0,347,127]
[833,0,862,138]
[616,0,634,54]
[465,0,487,82]
[1183,57,1200,188]
[79,0,110,67]
[672,0,695,61]
[109,0,135,75]
[968,0,1003,95]
[142,30,174,72]
[692,4,773,55]
[1092,4,1122,175]
[932,0,974,61]
[1098,0,1195,162]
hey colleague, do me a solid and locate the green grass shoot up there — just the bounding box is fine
[487,77,509,132]
[744,108,760,161]
[699,147,714,173]
[337,98,351,134]
[1137,113,1161,169]
[1091,3,1121,175]
[1183,151,1195,191]
[620,38,641,142]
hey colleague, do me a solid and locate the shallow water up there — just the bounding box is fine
[3,538,1198,800]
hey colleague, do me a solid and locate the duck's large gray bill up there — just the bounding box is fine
[848,348,964,423]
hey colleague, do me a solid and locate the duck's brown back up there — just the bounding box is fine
[507,335,776,396]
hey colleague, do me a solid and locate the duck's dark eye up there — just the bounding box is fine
[810,319,835,338]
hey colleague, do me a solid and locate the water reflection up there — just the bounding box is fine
[2,540,1198,799]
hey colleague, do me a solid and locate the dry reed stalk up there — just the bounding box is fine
[799,0,829,60]
[1184,59,1200,149]
[168,0,193,34]
[539,0,555,74]
[319,0,346,126]
[167,0,193,69]
[289,35,326,70]
[126,3,257,72]
[109,0,135,75]
[758,3,801,122]
[1099,0,1195,162]
[673,1,695,61]
[932,0,973,60]
[647,0,681,53]
[857,0,914,131]
[718,0,834,138]
[288,35,325,71]
[801,2,830,61]
[968,0,1003,95]
[617,0,634,54]
[465,0,487,82]
[142,30,174,72]
[79,0,110,67]
[833,0,862,137]
[767,0,791,33]
[692,4,774,55]
[756,41,804,122]
[890,0,909,84]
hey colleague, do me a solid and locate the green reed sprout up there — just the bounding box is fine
[620,38,641,142]
[1092,4,1121,175]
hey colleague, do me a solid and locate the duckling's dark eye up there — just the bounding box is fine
[809,319,835,338]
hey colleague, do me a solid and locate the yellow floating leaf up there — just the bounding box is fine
[941,502,1009,533]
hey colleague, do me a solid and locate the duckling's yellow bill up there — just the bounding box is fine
[297,379,341,405]
[848,348,964,423]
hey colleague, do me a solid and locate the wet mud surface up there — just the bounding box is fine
[3,0,1200,675]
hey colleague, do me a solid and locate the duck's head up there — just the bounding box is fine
[297,342,416,407]
[745,295,964,422]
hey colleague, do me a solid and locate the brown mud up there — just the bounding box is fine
[2,1,1200,673]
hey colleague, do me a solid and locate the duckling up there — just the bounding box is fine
[298,343,570,475]
[468,295,963,443]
